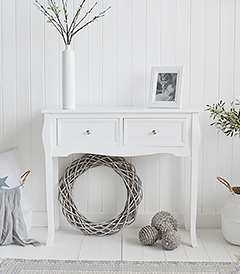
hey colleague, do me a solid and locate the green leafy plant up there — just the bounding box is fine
[34,0,111,45]
[206,98,240,137]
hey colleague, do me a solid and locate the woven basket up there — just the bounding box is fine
[218,177,240,245]
[221,192,240,245]
[58,154,143,236]
[20,171,33,233]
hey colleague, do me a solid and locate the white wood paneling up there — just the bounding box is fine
[146,0,161,89]
[117,0,132,107]
[88,0,103,107]
[131,156,146,214]
[217,0,235,212]
[232,0,240,186]
[0,0,240,228]
[202,0,220,214]
[44,8,60,109]
[0,0,1,89]
[189,0,206,215]
[102,0,118,107]
[145,155,160,212]
[131,0,146,107]
[30,0,46,211]
[0,0,2,153]
[2,0,17,151]
[175,0,190,109]
[161,0,176,66]
[16,0,32,200]
[74,3,88,108]
[159,154,175,212]
[0,86,3,153]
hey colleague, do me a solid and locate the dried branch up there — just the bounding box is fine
[68,0,86,33]
[70,1,98,33]
[35,0,67,44]
[69,6,111,44]
[34,0,111,45]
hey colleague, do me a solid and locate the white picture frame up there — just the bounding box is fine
[148,66,184,108]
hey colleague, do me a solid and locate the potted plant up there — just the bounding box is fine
[206,98,240,245]
[206,97,240,137]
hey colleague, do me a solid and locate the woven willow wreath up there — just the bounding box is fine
[58,154,143,236]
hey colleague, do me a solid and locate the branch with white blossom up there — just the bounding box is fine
[69,6,111,43]
[34,0,111,45]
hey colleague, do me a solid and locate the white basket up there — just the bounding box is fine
[20,186,33,233]
[221,192,240,245]
[20,171,33,233]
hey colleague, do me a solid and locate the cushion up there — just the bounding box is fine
[0,148,21,189]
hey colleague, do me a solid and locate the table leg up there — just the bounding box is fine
[189,113,201,247]
[42,114,58,246]
[184,156,198,247]
[190,155,198,247]
[45,155,55,246]
[53,157,60,230]
[184,157,190,232]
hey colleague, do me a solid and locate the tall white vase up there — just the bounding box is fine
[62,45,76,109]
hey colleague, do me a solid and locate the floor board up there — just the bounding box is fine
[78,232,121,260]
[197,229,234,262]
[0,227,239,262]
[122,228,166,261]
[180,230,210,262]
[215,229,240,262]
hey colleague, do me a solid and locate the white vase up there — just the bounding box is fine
[62,45,76,109]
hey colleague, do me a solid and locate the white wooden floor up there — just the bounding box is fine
[0,227,239,262]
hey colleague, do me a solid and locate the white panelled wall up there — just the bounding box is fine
[0,0,240,228]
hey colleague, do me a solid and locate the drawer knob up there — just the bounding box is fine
[152,129,158,135]
[86,129,91,135]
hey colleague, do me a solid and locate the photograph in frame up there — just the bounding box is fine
[148,66,184,108]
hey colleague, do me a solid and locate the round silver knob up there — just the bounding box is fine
[86,129,91,135]
[152,129,157,135]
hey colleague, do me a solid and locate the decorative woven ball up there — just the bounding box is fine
[151,211,179,239]
[156,220,175,240]
[139,225,158,246]
[162,230,181,250]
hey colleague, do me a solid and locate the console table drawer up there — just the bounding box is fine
[124,118,186,147]
[57,118,119,146]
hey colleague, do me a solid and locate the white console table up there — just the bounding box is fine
[42,108,201,247]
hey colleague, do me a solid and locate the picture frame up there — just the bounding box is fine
[148,66,184,108]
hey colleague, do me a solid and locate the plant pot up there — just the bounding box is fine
[221,190,240,245]
[62,45,76,109]
[20,186,33,233]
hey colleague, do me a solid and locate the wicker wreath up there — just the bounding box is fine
[58,154,143,236]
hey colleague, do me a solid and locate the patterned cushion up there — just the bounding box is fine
[0,148,21,189]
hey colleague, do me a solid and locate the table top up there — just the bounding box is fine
[42,107,201,114]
